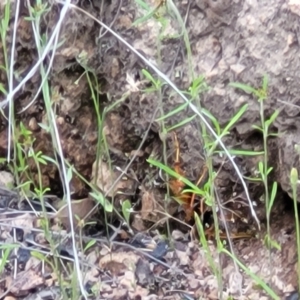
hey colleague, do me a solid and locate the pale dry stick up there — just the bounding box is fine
[7,0,20,162]
[18,0,122,115]
[151,209,193,230]
[49,96,87,299]
[12,228,18,279]
[215,189,242,297]
[6,0,87,297]
[59,1,260,229]
[1,2,69,108]
[97,0,123,39]
[18,1,71,116]
[2,237,183,277]
[0,220,50,233]
[0,222,189,287]
[0,241,90,299]
[277,98,300,108]
[0,226,181,276]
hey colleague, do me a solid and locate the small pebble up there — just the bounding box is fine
[28,117,38,131]
[286,291,299,300]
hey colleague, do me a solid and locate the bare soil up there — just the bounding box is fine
[1,0,300,299]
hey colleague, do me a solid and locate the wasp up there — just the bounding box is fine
[168,131,254,240]
[169,131,207,221]
[155,0,166,7]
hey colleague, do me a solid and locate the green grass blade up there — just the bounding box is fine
[180,188,205,197]
[166,114,196,132]
[134,0,151,11]
[200,108,221,135]
[90,191,113,212]
[122,199,132,225]
[252,125,263,132]
[0,83,7,95]
[229,82,259,96]
[147,158,203,194]
[0,246,13,272]
[132,8,157,26]
[216,149,264,156]
[290,168,300,295]
[267,182,277,216]
[222,104,248,135]
[262,74,269,92]
[156,100,192,122]
[265,110,279,127]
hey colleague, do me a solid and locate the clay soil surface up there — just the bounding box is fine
[1,1,300,299]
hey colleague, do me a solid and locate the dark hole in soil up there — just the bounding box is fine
[17,91,32,102]
[270,185,299,233]
[243,129,264,144]
[222,78,230,85]
[45,168,64,198]
[280,188,300,214]
[64,59,86,74]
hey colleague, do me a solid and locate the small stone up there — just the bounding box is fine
[28,117,39,131]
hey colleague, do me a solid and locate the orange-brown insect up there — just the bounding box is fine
[168,132,186,196]
[169,132,207,221]
[168,131,253,240]
[153,0,167,17]
[154,0,166,7]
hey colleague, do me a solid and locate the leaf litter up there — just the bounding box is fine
[0,0,300,299]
